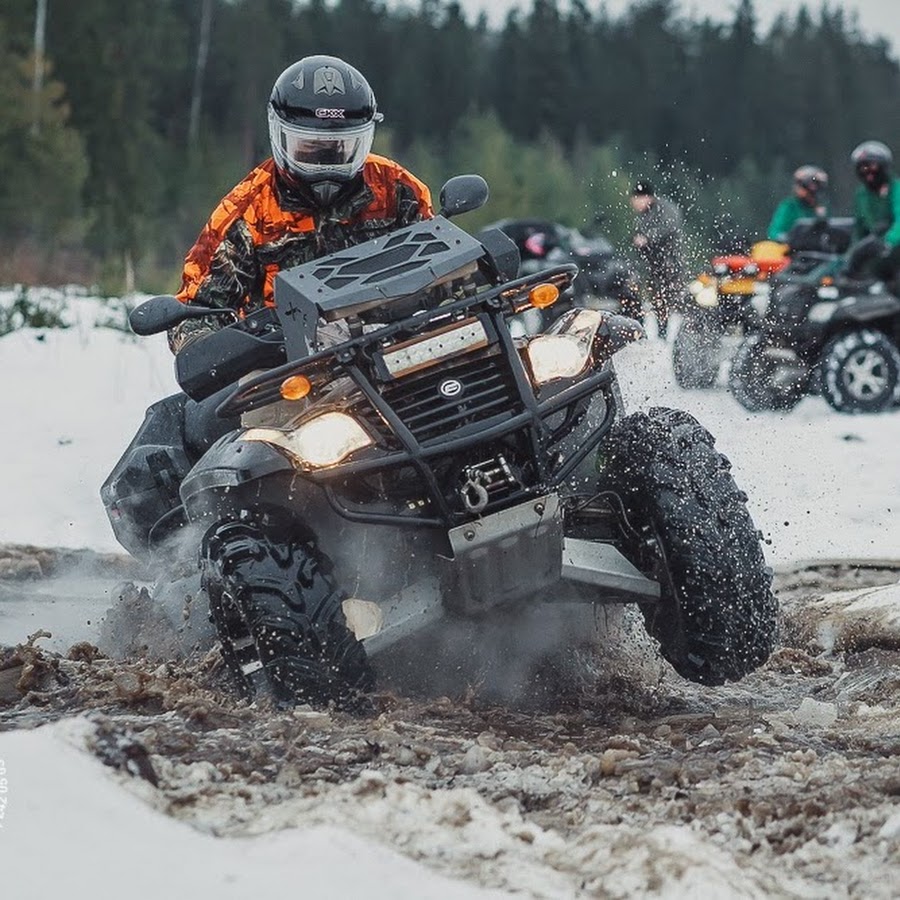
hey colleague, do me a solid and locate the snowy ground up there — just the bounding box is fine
[0,291,897,564]
[2,289,900,898]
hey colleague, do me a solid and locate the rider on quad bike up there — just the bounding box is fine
[729,144,900,414]
[101,59,777,709]
[170,55,433,354]
[673,167,830,391]
[844,141,900,285]
[766,166,830,243]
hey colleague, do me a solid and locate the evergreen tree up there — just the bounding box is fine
[0,23,88,279]
[2,0,900,286]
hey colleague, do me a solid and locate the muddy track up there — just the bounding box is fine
[2,548,900,897]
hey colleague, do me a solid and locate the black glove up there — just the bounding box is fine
[842,234,885,278]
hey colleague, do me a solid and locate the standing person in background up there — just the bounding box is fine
[766,165,829,242]
[629,180,685,339]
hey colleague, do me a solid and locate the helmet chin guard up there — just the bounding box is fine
[309,180,344,206]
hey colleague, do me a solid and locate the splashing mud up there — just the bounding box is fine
[2,547,900,897]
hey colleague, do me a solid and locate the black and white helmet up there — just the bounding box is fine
[851,140,893,190]
[268,55,383,204]
[793,165,828,196]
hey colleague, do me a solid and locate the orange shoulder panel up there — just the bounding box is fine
[363,154,434,219]
[176,161,283,303]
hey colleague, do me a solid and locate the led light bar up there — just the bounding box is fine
[381,318,489,378]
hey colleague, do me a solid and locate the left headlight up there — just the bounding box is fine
[241,411,373,468]
[689,277,718,308]
[525,334,591,385]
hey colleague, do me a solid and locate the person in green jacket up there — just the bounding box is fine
[846,141,900,282]
[766,166,829,242]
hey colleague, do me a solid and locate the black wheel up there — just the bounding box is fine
[820,328,900,414]
[672,314,723,389]
[728,335,806,412]
[202,521,374,708]
[600,407,777,685]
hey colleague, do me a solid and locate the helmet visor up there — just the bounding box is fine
[269,111,374,182]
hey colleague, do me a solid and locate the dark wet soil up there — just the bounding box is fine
[2,549,900,897]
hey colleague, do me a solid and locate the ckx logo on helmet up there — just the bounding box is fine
[315,108,346,119]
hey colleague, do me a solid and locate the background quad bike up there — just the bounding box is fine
[481,218,642,333]
[672,240,789,389]
[672,217,858,391]
[728,227,900,414]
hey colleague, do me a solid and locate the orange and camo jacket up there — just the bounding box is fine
[171,154,432,350]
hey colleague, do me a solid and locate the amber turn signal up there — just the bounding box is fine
[529,283,560,309]
[280,374,312,401]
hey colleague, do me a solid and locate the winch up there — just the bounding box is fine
[458,454,520,513]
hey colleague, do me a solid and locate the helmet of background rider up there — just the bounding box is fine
[851,140,893,191]
[793,165,829,206]
[267,55,383,207]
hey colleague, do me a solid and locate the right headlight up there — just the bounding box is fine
[525,334,591,385]
[241,411,373,468]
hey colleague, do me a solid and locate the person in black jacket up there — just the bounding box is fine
[630,180,685,338]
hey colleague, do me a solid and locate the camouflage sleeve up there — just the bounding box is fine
[395,181,427,227]
[394,166,434,223]
[168,218,262,353]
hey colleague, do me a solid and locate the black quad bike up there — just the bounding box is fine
[674,218,855,391]
[481,218,642,336]
[102,176,776,708]
[729,228,900,414]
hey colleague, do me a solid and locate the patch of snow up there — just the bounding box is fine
[0,718,501,899]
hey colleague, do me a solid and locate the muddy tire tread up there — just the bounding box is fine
[603,407,778,685]
[203,522,373,707]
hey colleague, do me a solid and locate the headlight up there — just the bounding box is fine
[712,262,729,276]
[808,301,837,323]
[242,411,373,468]
[525,334,591,384]
[690,281,719,308]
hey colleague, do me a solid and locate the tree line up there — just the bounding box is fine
[1,0,898,292]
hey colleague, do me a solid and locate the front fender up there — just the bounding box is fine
[598,312,648,354]
[830,292,900,325]
[180,430,304,521]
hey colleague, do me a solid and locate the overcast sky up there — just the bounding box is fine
[452,0,899,54]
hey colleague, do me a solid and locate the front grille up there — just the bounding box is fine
[381,352,521,444]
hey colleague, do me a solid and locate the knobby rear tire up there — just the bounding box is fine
[820,328,900,414]
[728,335,805,412]
[672,314,723,389]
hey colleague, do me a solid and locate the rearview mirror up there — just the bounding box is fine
[438,175,489,218]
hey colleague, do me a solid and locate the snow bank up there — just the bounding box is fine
[0,718,499,899]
